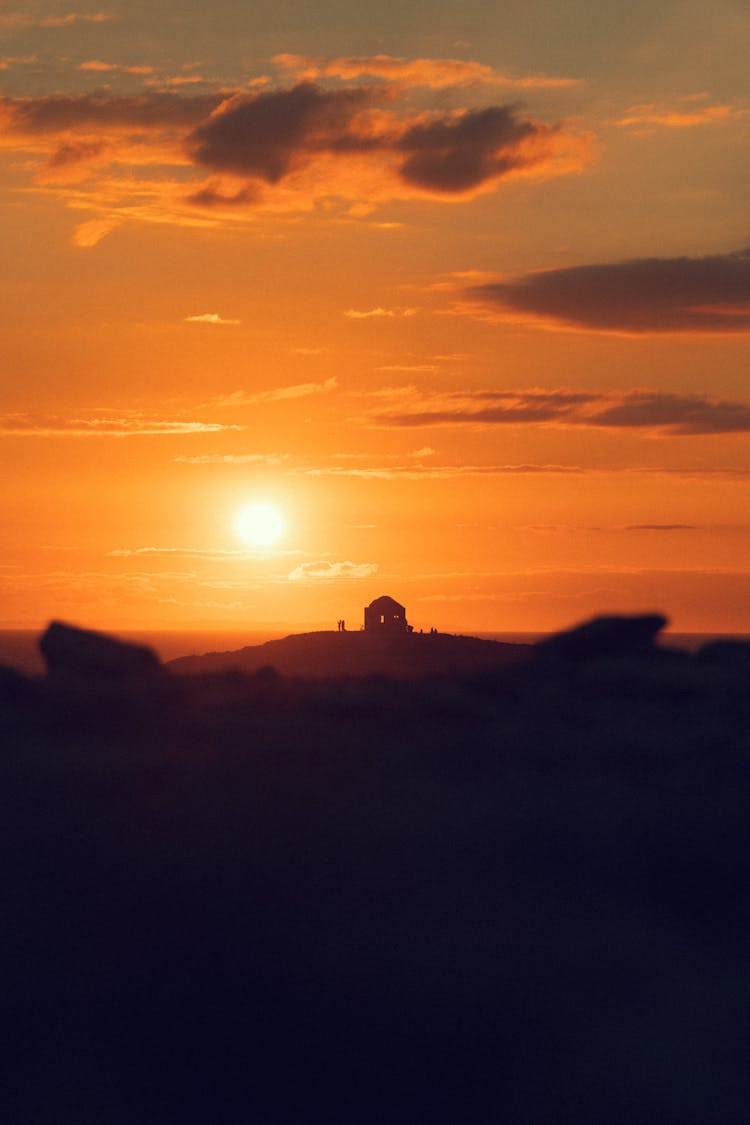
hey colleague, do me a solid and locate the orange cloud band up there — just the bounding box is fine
[0,82,592,239]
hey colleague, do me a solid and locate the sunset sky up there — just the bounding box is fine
[2,0,749,634]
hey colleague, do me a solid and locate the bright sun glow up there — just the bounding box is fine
[236,502,284,548]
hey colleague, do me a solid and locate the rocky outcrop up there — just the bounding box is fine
[39,620,161,679]
[535,613,668,662]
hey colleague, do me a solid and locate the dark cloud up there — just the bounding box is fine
[187,82,568,195]
[468,249,750,333]
[591,391,750,433]
[374,388,750,435]
[1,91,223,133]
[396,106,537,193]
[0,83,590,226]
[44,139,110,172]
[185,182,261,207]
[625,524,699,531]
[382,405,561,426]
[373,388,597,428]
[187,83,377,183]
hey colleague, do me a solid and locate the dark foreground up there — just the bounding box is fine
[2,618,750,1123]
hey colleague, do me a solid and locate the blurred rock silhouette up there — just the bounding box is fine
[535,612,668,662]
[39,620,161,679]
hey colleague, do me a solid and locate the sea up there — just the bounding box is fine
[0,627,747,676]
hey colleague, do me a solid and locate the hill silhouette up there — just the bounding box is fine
[168,627,531,678]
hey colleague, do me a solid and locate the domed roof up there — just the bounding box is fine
[366,595,405,612]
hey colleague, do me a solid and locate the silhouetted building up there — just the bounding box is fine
[364,595,410,633]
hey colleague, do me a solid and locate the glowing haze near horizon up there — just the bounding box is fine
[1,0,749,633]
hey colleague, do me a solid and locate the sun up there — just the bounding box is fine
[236,501,284,548]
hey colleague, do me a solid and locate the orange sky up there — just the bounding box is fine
[1,1,749,633]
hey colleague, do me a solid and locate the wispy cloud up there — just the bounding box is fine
[79,60,154,76]
[464,248,750,334]
[617,97,747,130]
[624,524,699,531]
[274,53,582,90]
[0,412,244,437]
[377,363,438,372]
[204,377,337,407]
[71,217,121,247]
[0,54,37,69]
[174,453,288,465]
[288,560,379,581]
[0,11,113,29]
[369,386,750,435]
[108,546,304,561]
[345,307,417,319]
[311,462,750,481]
[149,75,209,88]
[185,312,242,325]
[330,445,437,460]
[632,466,750,479]
[300,462,586,479]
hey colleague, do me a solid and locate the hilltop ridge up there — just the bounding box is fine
[167,627,532,679]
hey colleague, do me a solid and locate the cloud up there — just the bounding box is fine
[465,248,750,334]
[635,466,750,479]
[395,106,537,193]
[183,181,262,208]
[174,453,287,465]
[0,54,37,69]
[79,61,154,76]
[0,78,590,231]
[300,462,586,479]
[274,53,582,91]
[625,524,699,531]
[184,312,242,325]
[310,462,750,481]
[378,363,439,372]
[43,138,110,177]
[187,83,587,197]
[188,83,378,183]
[0,90,223,134]
[617,99,746,130]
[0,11,113,29]
[204,377,337,407]
[587,391,750,433]
[108,546,306,561]
[107,547,256,560]
[288,560,379,581]
[0,412,244,437]
[371,387,750,435]
[72,217,120,246]
[150,75,209,88]
[345,307,417,319]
